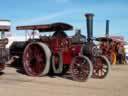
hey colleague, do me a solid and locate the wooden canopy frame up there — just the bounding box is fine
[16,22,73,32]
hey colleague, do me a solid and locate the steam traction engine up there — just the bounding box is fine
[14,13,110,81]
[0,20,10,72]
[16,23,93,81]
[96,20,126,64]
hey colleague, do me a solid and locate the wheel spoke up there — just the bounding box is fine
[70,56,92,82]
[92,56,110,79]
[23,43,48,76]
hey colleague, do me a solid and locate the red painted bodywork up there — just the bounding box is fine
[17,22,84,66]
[45,37,83,65]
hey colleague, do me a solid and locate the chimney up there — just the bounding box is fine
[106,20,109,37]
[85,13,94,42]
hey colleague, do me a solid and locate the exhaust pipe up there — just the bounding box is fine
[106,20,109,37]
[85,13,94,42]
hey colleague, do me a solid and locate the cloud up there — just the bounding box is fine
[15,9,81,25]
[11,8,83,39]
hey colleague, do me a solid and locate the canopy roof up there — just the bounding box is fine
[96,37,112,42]
[96,36,126,44]
[0,20,11,32]
[16,22,73,32]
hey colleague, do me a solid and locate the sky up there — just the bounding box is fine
[0,0,128,40]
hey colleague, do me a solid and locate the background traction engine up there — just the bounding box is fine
[16,23,93,82]
[96,20,126,65]
[81,14,111,78]
[0,20,11,72]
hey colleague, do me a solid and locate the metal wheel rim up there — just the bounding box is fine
[23,42,51,76]
[70,56,93,82]
[93,55,110,79]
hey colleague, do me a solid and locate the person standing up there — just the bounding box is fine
[118,43,124,64]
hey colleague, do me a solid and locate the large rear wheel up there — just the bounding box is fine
[70,56,93,82]
[23,42,51,76]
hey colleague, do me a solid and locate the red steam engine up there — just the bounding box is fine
[9,13,110,82]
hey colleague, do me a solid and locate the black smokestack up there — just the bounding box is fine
[106,20,109,37]
[85,13,94,42]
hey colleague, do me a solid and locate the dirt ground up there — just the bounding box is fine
[0,64,128,96]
